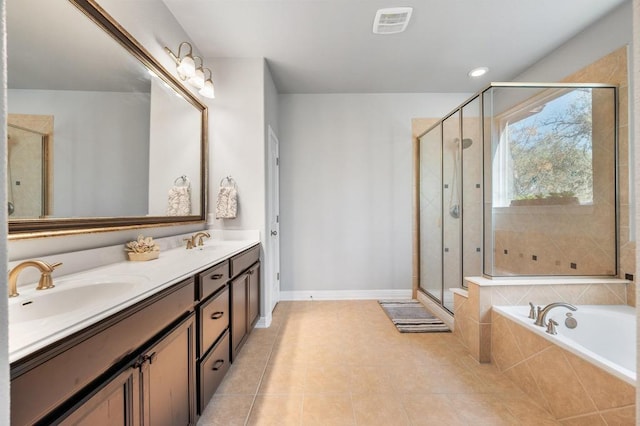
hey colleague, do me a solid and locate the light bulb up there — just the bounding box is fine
[177,55,196,78]
[199,79,215,98]
[188,66,205,89]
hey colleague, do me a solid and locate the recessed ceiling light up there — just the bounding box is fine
[468,67,489,78]
[373,7,413,34]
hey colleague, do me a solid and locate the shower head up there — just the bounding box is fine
[453,138,473,150]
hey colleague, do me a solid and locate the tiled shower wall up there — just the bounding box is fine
[491,47,635,304]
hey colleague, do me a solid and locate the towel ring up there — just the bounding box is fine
[174,175,191,187]
[220,175,237,189]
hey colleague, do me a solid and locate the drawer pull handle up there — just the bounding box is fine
[210,311,224,320]
[211,274,224,280]
[212,359,225,371]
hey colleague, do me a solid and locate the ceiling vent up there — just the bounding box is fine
[372,7,413,34]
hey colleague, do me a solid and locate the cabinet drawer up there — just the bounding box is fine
[199,285,229,356]
[230,245,259,277]
[197,260,229,301]
[198,330,230,414]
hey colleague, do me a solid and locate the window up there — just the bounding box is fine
[493,88,594,207]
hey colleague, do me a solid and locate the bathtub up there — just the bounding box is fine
[493,304,636,386]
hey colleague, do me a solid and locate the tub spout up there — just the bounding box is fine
[534,302,577,327]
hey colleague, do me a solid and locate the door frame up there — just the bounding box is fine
[265,125,281,317]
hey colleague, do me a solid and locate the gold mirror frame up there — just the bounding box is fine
[8,0,208,239]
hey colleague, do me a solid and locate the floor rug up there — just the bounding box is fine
[378,300,450,333]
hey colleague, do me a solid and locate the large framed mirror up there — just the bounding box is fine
[7,0,208,237]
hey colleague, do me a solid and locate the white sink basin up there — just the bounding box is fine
[9,275,149,323]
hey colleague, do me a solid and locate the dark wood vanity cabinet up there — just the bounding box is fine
[11,243,261,425]
[195,272,231,414]
[58,314,196,426]
[11,278,196,426]
[230,245,261,362]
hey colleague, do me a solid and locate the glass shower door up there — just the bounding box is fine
[419,125,442,302]
[462,97,483,281]
[442,112,461,312]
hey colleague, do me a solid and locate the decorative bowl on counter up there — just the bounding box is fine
[127,251,160,262]
[125,235,160,261]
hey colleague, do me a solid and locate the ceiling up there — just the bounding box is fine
[163,0,628,94]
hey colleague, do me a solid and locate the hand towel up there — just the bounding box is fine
[216,186,237,219]
[167,185,192,216]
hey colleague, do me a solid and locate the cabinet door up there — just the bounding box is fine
[140,314,196,426]
[231,274,248,361]
[58,367,140,426]
[247,262,260,329]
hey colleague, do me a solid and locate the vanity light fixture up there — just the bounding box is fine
[468,67,489,78]
[165,42,215,98]
[199,68,215,99]
[188,56,206,89]
[164,42,196,80]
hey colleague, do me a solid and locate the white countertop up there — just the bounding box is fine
[9,238,259,364]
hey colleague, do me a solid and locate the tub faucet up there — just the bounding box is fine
[8,260,63,297]
[534,302,577,327]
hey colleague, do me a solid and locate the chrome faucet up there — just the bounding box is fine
[8,260,63,297]
[193,231,210,246]
[534,302,577,327]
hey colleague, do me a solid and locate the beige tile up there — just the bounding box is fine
[598,405,636,426]
[305,363,351,394]
[258,362,306,395]
[215,362,265,395]
[502,360,551,414]
[197,395,254,426]
[510,319,551,359]
[402,393,466,426]
[558,412,606,426]
[203,300,632,425]
[351,393,410,426]
[490,312,524,371]
[348,364,395,395]
[527,347,597,419]
[301,394,355,426]
[565,354,634,410]
[247,394,303,426]
[450,394,518,425]
[478,323,492,363]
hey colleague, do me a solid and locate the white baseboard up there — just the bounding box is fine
[280,289,412,301]
[255,315,271,328]
[416,291,455,331]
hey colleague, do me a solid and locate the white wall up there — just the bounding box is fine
[207,58,265,233]
[513,1,632,83]
[9,89,150,217]
[278,93,470,296]
[264,62,279,138]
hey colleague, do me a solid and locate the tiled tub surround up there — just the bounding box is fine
[8,230,259,363]
[491,306,635,424]
[453,277,629,363]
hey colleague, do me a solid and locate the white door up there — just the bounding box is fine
[267,126,281,312]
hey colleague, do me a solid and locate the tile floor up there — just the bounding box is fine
[197,300,560,425]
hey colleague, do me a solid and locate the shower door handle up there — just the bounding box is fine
[271,230,278,236]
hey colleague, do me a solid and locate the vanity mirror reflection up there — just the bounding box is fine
[7,0,207,236]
